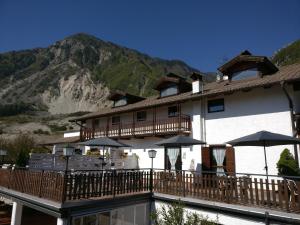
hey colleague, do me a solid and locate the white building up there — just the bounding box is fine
[4,51,300,225]
[71,50,300,176]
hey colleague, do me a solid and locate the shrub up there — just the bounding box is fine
[33,129,50,135]
[277,148,300,177]
[0,134,38,166]
[151,200,219,225]
[48,124,67,133]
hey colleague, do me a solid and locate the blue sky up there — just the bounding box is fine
[0,0,299,72]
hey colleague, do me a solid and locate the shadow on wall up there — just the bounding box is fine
[196,163,202,174]
[119,137,165,149]
[206,87,289,120]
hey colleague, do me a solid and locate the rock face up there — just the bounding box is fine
[0,33,199,115]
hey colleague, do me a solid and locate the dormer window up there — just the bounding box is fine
[113,96,127,107]
[160,84,178,97]
[154,73,192,98]
[109,91,145,108]
[218,50,278,82]
[231,68,259,81]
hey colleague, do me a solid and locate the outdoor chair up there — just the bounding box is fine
[286,179,299,206]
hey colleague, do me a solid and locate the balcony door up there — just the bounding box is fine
[201,145,235,175]
[164,147,182,171]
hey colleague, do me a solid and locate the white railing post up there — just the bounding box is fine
[11,202,23,225]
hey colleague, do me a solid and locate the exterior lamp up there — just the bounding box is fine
[0,149,7,165]
[148,149,157,170]
[63,145,74,173]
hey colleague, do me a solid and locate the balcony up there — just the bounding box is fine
[0,168,300,214]
[80,115,191,140]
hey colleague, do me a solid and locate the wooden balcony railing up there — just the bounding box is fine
[0,169,65,202]
[81,115,191,140]
[0,169,151,203]
[1,168,300,213]
[153,170,300,213]
[64,170,151,201]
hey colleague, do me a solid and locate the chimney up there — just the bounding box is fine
[216,72,223,83]
[190,72,204,94]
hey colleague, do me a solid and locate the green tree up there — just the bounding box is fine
[277,148,300,177]
[151,200,218,225]
[0,134,35,166]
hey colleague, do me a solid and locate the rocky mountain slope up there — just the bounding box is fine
[0,33,199,115]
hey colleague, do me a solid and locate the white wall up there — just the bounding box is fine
[205,86,294,175]
[120,100,203,171]
[154,201,264,225]
[122,137,165,169]
[81,85,296,175]
[63,131,80,138]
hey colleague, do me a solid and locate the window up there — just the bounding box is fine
[113,96,127,107]
[211,146,226,175]
[231,69,258,81]
[165,147,182,170]
[208,99,224,113]
[98,212,110,225]
[111,116,120,125]
[137,111,147,121]
[168,106,178,117]
[201,146,236,174]
[293,81,300,91]
[160,84,178,97]
[94,119,100,128]
[83,214,97,225]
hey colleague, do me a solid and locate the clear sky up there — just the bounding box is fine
[0,0,299,72]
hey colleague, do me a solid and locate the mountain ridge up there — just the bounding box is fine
[0,33,202,115]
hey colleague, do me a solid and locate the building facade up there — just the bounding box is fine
[72,51,300,176]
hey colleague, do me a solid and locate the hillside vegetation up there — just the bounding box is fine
[0,33,199,115]
[272,39,300,66]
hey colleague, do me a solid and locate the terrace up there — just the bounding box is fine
[0,168,300,215]
[80,114,191,140]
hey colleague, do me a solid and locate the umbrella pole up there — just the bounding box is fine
[263,144,269,181]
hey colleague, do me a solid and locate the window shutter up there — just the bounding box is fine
[201,147,211,171]
[225,147,235,175]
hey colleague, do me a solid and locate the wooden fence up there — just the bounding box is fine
[1,168,300,213]
[0,169,151,203]
[153,171,300,213]
[0,169,64,202]
[64,170,151,201]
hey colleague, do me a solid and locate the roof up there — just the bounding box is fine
[40,136,80,145]
[154,72,191,91]
[218,50,278,75]
[108,90,145,102]
[71,63,300,122]
[190,72,204,81]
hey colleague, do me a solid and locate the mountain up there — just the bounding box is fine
[0,33,199,115]
[272,39,300,67]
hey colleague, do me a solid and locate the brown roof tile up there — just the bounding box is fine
[72,63,300,121]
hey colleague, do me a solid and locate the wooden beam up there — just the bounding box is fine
[132,111,135,136]
[153,107,156,135]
